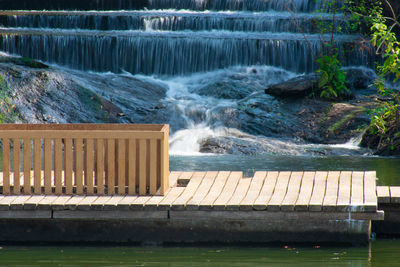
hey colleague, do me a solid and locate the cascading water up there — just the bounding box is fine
[0,0,374,157]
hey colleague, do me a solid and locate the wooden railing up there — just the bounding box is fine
[0,124,169,196]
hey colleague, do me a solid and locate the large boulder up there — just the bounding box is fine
[344,67,376,90]
[265,74,319,97]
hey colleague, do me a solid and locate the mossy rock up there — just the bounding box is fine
[0,56,48,69]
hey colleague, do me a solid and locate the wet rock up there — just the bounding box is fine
[265,74,319,97]
[344,67,376,90]
[361,117,400,156]
[197,81,252,99]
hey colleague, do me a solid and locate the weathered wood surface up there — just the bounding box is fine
[0,171,380,214]
[0,124,169,196]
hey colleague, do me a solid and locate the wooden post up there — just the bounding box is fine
[2,138,10,195]
[96,139,104,195]
[64,138,73,194]
[160,125,169,195]
[23,138,31,194]
[117,139,125,195]
[75,138,83,195]
[107,139,115,195]
[33,138,41,194]
[85,139,94,195]
[13,139,20,194]
[44,139,52,194]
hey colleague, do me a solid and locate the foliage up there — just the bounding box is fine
[347,0,400,152]
[313,0,350,99]
[316,53,348,99]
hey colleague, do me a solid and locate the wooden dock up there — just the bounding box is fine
[0,171,383,244]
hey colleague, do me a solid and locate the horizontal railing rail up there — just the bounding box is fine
[0,124,169,196]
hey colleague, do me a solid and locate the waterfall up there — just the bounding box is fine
[0,0,373,155]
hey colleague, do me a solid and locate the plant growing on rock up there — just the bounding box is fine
[348,0,400,154]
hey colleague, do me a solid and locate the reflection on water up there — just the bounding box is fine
[171,155,400,186]
[0,240,399,266]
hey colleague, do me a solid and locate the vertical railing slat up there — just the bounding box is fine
[96,139,104,195]
[3,138,10,195]
[75,138,83,195]
[160,127,169,195]
[44,139,52,194]
[54,138,62,195]
[139,139,147,195]
[33,138,41,194]
[85,139,94,195]
[23,138,31,194]
[117,139,125,195]
[149,139,157,195]
[128,139,136,195]
[13,139,20,195]
[107,139,115,195]
[64,138,73,194]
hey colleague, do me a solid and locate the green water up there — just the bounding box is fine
[0,240,399,266]
[171,155,400,185]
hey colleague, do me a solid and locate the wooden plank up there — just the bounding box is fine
[90,196,112,210]
[253,171,279,210]
[37,195,59,210]
[143,195,164,210]
[103,195,125,210]
[117,139,125,195]
[0,196,18,210]
[364,171,377,211]
[10,195,31,210]
[159,173,186,210]
[54,138,62,195]
[127,139,136,195]
[23,195,45,210]
[267,171,291,211]
[199,171,230,210]
[321,171,340,211]
[149,139,157,195]
[138,139,147,195]
[75,138,84,195]
[213,172,242,210]
[336,171,352,211]
[169,171,181,188]
[44,138,52,194]
[85,139,94,195]
[96,139,105,195]
[160,126,169,194]
[117,196,138,210]
[281,172,304,211]
[13,138,20,194]
[106,139,115,195]
[239,172,267,211]
[177,171,193,186]
[226,177,252,211]
[65,196,86,210]
[377,186,390,204]
[130,196,152,210]
[294,172,315,211]
[33,138,42,195]
[0,131,164,140]
[23,138,31,194]
[186,171,218,210]
[2,138,10,195]
[171,172,206,210]
[77,196,98,211]
[51,196,72,210]
[350,171,364,211]
[390,186,400,204]
[308,171,328,212]
[64,138,73,195]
